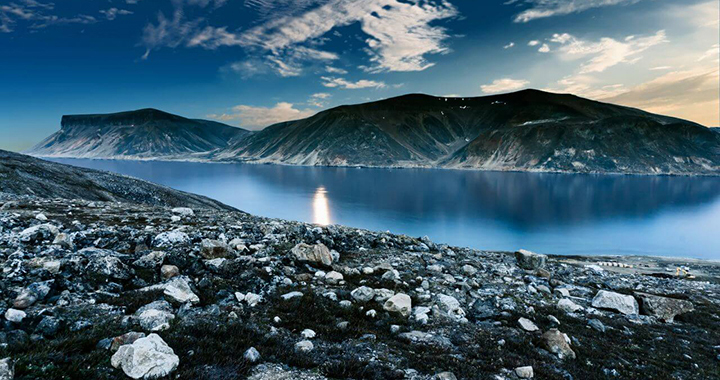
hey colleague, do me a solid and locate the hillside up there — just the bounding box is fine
[213,90,720,175]
[26,108,248,159]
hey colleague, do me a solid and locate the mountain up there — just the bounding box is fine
[213,90,719,175]
[26,108,248,159]
[0,150,234,210]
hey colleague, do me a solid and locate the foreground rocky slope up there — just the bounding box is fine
[214,90,720,175]
[25,109,247,159]
[0,150,233,210]
[0,195,718,379]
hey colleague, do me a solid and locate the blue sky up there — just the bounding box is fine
[1,0,718,151]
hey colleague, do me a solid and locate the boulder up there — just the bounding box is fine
[351,286,376,303]
[515,366,534,378]
[0,358,13,380]
[154,230,190,247]
[19,223,59,243]
[290,243,333,266]
[36,316,61,337]
[136,302,175,332]
[436,294,465,320]
[383,293,412,317]
[111,333,179,379]
[518,317,540,332]
[295,340,314,352]
[324,271,344,284]
[160,265,179,280]
[636,292,694,323]
[171,207,194,216]
[592,290,639,315]
[133,251,166,269]
[163,277,199,304]
[557,298,584,314]
[515,249,547,270]
[542,329,575,359]
[83,248,132,280]
[200,239,230,259]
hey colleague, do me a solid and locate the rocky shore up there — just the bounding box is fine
[0,195,718,379]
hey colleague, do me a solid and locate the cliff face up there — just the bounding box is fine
[26,108,248,159]
[214,90,720,175]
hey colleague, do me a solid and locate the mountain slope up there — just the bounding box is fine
[214,90,719,175]
[0,150,234,210]
[26,108,248,159]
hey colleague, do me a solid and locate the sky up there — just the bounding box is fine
[0,0,718,151]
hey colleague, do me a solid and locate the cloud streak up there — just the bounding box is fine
[208,102,317,129]
[513,0,642,23]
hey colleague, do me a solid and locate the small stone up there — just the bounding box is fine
[542,329,576,360]
[43,260,62,274]
[366,309,377,318]
[160,265,179,280]
[200,239,230,259]
[351,286,376,303]
[36,316,60,337]
[137,308,175,332]
[588,319,606,332]
[558,298,584,313]
[325,271,344,284]
[35,213,48,221]
[515,366,534,378]
[4,309,25,323]
[592,290,639,315]
[383,293,412,317]
[163,277,199,304]
[133,251,166,269]
[301,329,316,339]
[515,249,547,270]
[171,207,194,216]
[281,291,303,301]
[390,325,401,333]
[110,332,146,352]
[13,289,37,309]
[433,371,457,380]
[518,317,540,332]
[295,340,314,352]
[381,269,400,281]
[154,230,190,247]
[245,293,262,307]
[111,333,179,379]
[244,347,261,363]
[52,233,74,249]
[0,358,13,380]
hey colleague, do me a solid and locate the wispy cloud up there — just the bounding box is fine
[480,78,529,94]
[1,0,97,32]
[309,92,332,107]
[321,76,386,89]
[513,0,642,23]
[503,42,515,49]
[207,102,317,129]
[99,8,133,21]
[550,30,667,73]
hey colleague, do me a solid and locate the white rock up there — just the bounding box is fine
[300,329,316,339]
[245,293,262,307]
[4,309,25,323]
[154,230,190,247]
[325,271,344,284]
[171,207,194,216]
[373,288,395,303]
[35,213,47,221]
[138,309,175,332]
[383,293,412,317]
[0,357,13,380]
[295,340,314,352]
[19,224,58,242]
[366,309,377,318]
[163,277,199,304]
[111,333,179,379]
[281,291,304,301]
[591,290,639,315]
[518,317,540,332]
[462,264,478,276]
[362,267,374,275]
[244,347,261,363]
[351,286,375,303]
[515,366,534,378]
[558,298,584,313]
[290,243,333,266]
[436,294,465,319]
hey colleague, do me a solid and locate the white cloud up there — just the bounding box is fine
[513,0,642,23]
[207,102,317,130]
[538,43,550,53]
[321,76,386,89]
[550,30,667,73]
[1,0,96,32]
[325,66,348,74]
[480,78,530,94]
[239,0,458,74]
[528,40,539,46]
[504,42,515,49]
[698,44,719,62]
[309,92,332,107]
[99,8,133,21]
[602,68,720,126]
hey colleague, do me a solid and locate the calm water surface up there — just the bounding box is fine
[52,159,720,260]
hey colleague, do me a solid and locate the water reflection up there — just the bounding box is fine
[50,158,720,258]
[313,186,331,225]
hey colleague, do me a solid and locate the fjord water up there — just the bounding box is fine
[53,159,720,260]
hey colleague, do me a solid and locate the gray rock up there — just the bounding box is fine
[295,340,314,352]
[398,331,452,348]
[515,249,547,270]
[436,294,465,320]
[281,291,304,301]
[110,332,146,352]
[290,243,333,266]
[19,223,59,242]
[171,207,194,216]
[433,372,457,380]
[592,290,639,315]
[36,316,60,337]
[200,239,230,259]
[324,271,343,284]
[515,366,534,378]
[248,364,327,380]
[244,347,261,363]
[0,358,13,380]
[160,265,179,280]
[52,233,74,249]
[542,328,576,360]
[133,251,166,269]
[588,319,606,333]
[4,309,25,324]
[351,286,376,303]
[83,248,132,280]
[636,292,694,323]
[557,298,584,314]
[518,317,540,332]
[137,307,175,332]
[383,293,412,317]
[154,230,190,247]
[163,277,199,304]
[111,333,179,379]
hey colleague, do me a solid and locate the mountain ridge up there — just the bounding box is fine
[25,90,720,175]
